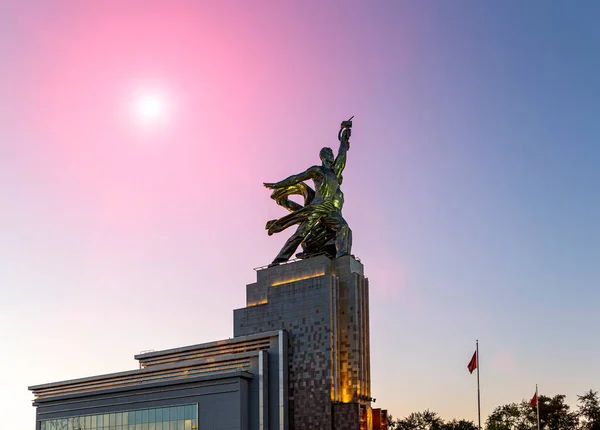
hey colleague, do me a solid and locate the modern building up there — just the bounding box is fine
[30,255,387,430]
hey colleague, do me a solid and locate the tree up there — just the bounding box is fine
[539,394,578,430]
[485,393,580,430]
[395,410,444,430]
[442,419,478,430]
[486,403,530,430]
[578,390,600,430]
[390,388,599,430]
[388,414,397,430]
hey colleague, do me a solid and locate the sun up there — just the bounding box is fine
[128,85,173,130]
[134,91,167,123]
[137,93,164,120]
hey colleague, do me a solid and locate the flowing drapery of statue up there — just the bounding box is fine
[264,118,354,266]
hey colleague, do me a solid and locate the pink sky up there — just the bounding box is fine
[1,1,599,428]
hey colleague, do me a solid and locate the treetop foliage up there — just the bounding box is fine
[388,389,599,430]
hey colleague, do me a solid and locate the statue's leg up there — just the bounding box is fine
[338,226,352,257]
[322,214,352,258]
[271,215,319,265]
[271,233,303,265]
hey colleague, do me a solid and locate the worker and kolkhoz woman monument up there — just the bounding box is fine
[264,117,354,266]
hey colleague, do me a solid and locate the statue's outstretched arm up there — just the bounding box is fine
[264,166,320,189]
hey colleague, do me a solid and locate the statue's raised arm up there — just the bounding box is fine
[333,117,352,180]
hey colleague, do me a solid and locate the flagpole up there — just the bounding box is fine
[536,384,540,430]
[477,339,481,430]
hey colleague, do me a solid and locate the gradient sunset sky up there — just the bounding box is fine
[1,1,599,427]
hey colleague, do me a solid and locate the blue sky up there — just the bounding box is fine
[0,1,598,427]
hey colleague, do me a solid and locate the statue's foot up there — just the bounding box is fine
[268,257,288,267]
[297,251,330,260]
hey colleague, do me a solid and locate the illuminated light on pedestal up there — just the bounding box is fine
[247,299,268,307]
[271,271,325,287]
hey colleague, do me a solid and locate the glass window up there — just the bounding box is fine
[41,404,197,430]
[76,417,82,430]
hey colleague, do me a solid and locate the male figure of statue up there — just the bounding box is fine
[264,123,352,266]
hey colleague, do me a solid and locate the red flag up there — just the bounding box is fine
[530,392,538,407]
[467,351,477,374]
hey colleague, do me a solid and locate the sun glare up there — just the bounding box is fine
[129,85,172,130]
[137,93,164,121]
[135,91,166,123]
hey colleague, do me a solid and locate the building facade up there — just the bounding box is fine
[30,256,386,430]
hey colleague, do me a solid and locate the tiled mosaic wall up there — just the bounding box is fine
[235,273,335,429]
[234,255,372,430]
[336,269,371,403]
[332,402,362,430]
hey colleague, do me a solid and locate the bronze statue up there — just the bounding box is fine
[264,118,354,266]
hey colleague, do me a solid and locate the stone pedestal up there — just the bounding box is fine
[234,255,373,430]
